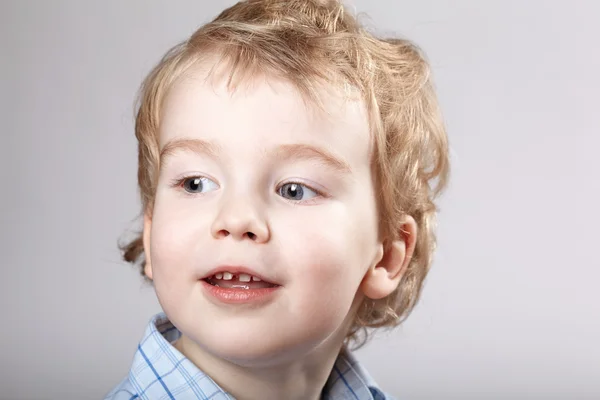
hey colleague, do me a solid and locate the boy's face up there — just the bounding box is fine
[144,62,387,365]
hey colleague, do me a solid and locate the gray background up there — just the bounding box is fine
[1,0,598,399]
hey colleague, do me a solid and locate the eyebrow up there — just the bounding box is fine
[160,138,352,175]
[272,143,352,175]
[160,138,221,164]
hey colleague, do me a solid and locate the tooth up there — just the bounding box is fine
[252,276,261,281]
[215,273,223,279]
[222,272,233,280]
[239,273,251,282]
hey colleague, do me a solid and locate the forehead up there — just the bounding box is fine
[159,60,372,167]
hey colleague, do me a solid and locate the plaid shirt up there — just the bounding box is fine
[105,313,394,400]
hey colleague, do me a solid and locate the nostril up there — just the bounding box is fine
[246,232,256,240]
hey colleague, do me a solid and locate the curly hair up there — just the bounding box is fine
[121,0,449,348]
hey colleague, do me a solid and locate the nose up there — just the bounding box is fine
[210,194,270,243]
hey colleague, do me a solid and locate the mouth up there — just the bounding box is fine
[200,268,281,305]
[201,269,279,290]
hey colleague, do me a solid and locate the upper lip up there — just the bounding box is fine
[201,266,279,285]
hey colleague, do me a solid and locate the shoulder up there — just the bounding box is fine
[103,376,138,400]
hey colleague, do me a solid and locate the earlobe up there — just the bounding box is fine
[143,212,153,280]
[360,216,417,300]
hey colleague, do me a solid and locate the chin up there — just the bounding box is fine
[193,322,333,368]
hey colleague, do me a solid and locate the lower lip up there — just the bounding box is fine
[200,280,280,305]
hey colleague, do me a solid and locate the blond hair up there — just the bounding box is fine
[121,0,449,347]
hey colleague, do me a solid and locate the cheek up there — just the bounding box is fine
[150,196,210,269]
[148,200,212,302]
[281,209,376,327]
[149,219,206,322]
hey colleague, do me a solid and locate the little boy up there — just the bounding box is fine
[106,0,449,398]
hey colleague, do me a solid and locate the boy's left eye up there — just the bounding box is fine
[277,183,318,201]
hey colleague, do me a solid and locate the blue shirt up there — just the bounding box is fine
[105,313,394,400]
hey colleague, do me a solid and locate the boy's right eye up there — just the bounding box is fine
[180,176,219,194]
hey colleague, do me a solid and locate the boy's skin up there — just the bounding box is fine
[142,58,417,400]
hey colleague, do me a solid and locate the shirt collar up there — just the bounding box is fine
[128,313,389,400]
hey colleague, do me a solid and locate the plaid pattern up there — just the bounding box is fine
[105,313,394,400]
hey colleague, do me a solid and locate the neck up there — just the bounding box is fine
[174,333,346,400]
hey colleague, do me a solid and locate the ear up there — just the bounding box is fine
[360,215,417,300]
[142,211,153,280]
